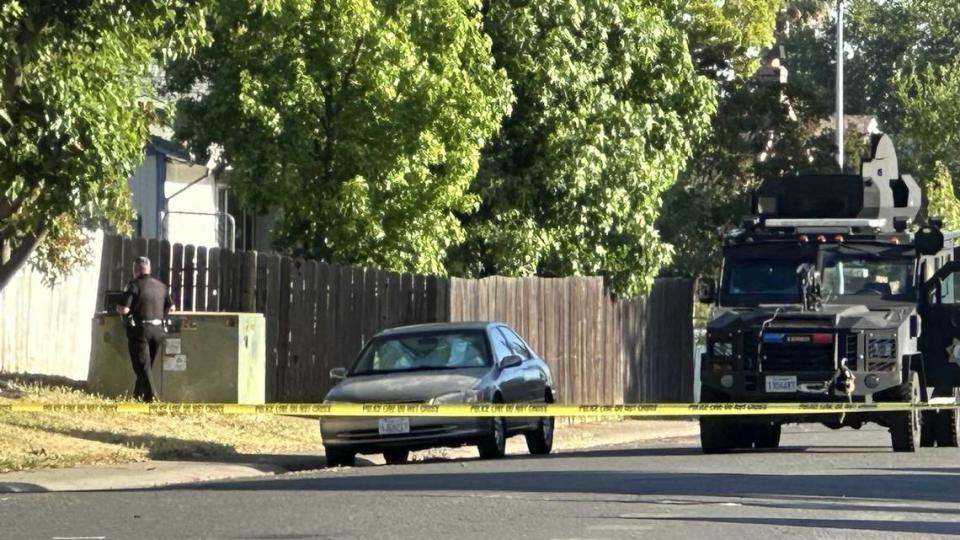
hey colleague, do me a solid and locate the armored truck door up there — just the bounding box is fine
[919,261,960,387]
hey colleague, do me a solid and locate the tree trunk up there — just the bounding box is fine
[0,231,44,292]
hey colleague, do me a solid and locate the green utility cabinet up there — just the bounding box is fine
[89,312,266,404]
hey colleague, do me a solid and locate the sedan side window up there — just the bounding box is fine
[490,329,514,362]
[499,327,532,359]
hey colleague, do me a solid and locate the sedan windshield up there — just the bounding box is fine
[351,331,490,375]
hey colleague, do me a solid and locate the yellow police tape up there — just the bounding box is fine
[1,401,958,417]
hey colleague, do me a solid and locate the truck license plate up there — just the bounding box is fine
[378,417,410,435]
[765,375,797,393]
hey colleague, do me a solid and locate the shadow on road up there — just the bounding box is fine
[177,465,960,505]
[615,515,960,536]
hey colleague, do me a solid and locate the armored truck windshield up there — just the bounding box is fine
[720,243,916,308]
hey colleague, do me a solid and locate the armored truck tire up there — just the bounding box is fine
[753,423,782,449]
[921,411,937,447]
[700,416,736,454]
[880,371,921,453]
[930,388,960,447]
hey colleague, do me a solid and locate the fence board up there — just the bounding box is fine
[220,249,234,311]
[195,246,208,311]
[277,257,293,391]
[241,251,257,312]
[183,244,196,311]
[288,260,306,399]
[361,268,380,347]
[263,253,281,400]
[157,240,171,288]
[170,243,183,310]
[317,262,336,397]
[206,247,221,311]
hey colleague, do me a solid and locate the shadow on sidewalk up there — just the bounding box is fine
[31,425,347,472]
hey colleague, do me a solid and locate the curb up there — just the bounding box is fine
[0,420,699,493]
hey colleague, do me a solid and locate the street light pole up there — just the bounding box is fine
[836,0,844,171]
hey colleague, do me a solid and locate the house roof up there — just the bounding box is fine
[147,136,193,164]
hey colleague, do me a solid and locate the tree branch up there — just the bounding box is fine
[0,188,34,222]
[0,228,45,292]
[337,36,365,112]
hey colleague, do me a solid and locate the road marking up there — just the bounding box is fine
[52,536,106,539]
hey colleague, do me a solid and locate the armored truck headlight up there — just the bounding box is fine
[867,335,897,359]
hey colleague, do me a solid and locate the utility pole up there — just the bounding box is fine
[836,0,844,171]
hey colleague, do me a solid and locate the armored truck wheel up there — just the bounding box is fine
[700,416,736,454]
[921,411,937,447]
[885,371,921,453]
[934,409,960,447]
[753,423,782,449]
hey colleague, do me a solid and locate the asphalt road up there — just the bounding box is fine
[4,424,960,539]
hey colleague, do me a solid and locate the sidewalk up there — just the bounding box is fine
[0,419,699,493]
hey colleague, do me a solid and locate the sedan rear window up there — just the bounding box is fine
[351,331,490,374]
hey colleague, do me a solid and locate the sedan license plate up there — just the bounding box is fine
[765,375,797,393]
[378,417,410,435]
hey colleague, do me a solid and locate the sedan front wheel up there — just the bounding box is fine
[478,416,507,459]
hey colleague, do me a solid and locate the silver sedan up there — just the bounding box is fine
[320,321,556,466]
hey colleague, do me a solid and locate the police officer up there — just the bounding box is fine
[115,256,174,402]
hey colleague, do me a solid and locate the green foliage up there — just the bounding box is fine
[679,0,786,78]
[895,57,960,181]
[659,1,841,279]
[0,1,207,286]
[846,0,960,132]
[453,0,722,297]
[925,162,960,230]
[167,0,511,275]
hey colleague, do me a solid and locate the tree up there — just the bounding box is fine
[0,1,207,290]
[453,0,727,297]
[846,0,960,133]
[659,1,839,279]
[167,0,511,275]
[895,56,960,182]
[925,161,960,230]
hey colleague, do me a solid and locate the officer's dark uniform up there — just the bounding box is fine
[120,274,173,402]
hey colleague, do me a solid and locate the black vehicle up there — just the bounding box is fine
[698,134,960,453]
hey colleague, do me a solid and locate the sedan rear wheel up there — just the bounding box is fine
[325,446,356,467]
[383,449,409,465]
[478,416,507,459]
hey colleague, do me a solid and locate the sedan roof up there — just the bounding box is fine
[376,321,503,337]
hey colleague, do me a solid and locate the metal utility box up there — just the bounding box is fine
[89,312,266,404]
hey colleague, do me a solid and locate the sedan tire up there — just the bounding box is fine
[383,449,410,465]
[325,446,356,467]
[525,416,554,455]
[478,416,507,459]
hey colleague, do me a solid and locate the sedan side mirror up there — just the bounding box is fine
[697,278,717,305]
[329,367,348,380]
[500,355,523,369]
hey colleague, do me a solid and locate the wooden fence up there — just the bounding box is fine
[98,235,693,402]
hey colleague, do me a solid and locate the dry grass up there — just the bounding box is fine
[0,381,321,473]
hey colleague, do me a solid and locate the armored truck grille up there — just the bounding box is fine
[843,333,859,361]
[761,341,835,372]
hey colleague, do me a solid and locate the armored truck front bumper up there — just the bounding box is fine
[701,368,903,400]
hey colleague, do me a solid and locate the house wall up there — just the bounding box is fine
[128,154,160,238]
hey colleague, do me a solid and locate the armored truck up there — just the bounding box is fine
[698,134,960,453]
